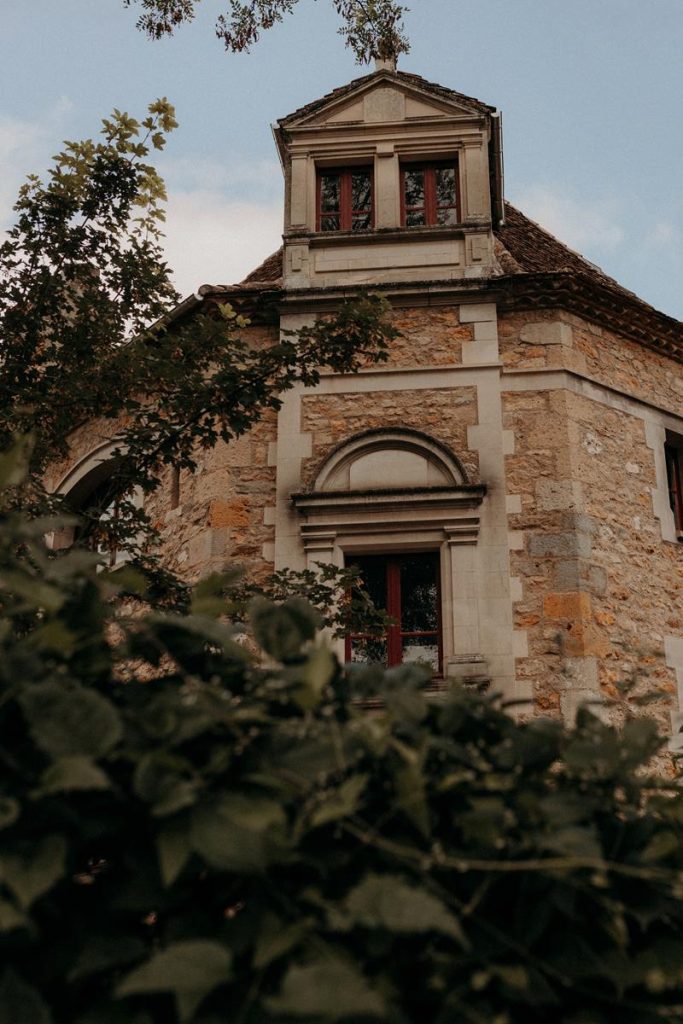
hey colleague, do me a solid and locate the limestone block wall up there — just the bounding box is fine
[500,307,683,731]
[300,387,479,487]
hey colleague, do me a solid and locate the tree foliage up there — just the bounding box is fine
[124,0,410,63]
[0,101,398,597]
[3,443,683,1024]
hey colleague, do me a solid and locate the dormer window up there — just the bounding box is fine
[401,161,459,227]
[316,167,373,232]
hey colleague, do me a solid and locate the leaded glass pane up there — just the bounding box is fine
[353,556,387,611]
[320,215,340,231]
[401,637,439,671]
[435,167,456,206]
[352,213,371,231]
[404,169,424,209]
[436,207,458,226]
[406,210,425,227]
[320,174,340,212]
[400,554,438,631]
[350,636,388,666]
[352,172,372,212]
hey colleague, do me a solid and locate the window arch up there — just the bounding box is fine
[50,442,141,566]
[311,427,469,493]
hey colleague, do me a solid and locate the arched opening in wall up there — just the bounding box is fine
[292,428,486,679]
[51,443,142,567]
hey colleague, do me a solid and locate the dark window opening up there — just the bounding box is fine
[665,441,683,539]
[346,551,442,674]
[317,168,373,232]
[401,162,459,228]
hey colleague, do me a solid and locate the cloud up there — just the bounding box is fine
[645,220,680,247]
[162,187,283,297]
[510,184,625,254]
[0,97,74,228]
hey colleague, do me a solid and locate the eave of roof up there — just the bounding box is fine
[175,203,681,363]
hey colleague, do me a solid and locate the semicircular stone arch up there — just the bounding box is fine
[312,427,470,493]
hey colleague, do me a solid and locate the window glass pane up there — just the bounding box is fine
[435,167,456,206]
[350,636,388,666]
[404,169,424,209]
[436,207,458,226]
[352,172,372,212]
[351,555,387,611]
[320,215,340,231]
[320,174,340,212]
[401,636,439,672]
[406,210,426,227]
[352,213,371,231]
[400,554,438,631]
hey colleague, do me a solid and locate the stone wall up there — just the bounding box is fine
[301,385,479,487]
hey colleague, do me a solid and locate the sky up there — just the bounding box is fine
[2,0,682,319]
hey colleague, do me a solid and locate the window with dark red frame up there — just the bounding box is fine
[665,442,683,538]
[401,162,459,227]
[346,552,442,673]
[317,167,373,232]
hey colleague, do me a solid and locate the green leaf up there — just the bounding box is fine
[253,913,308,969]
[0,436,33,489]
[191,795,289,873]
[0,899,29,933]
[157,822,192,887]
[265,957,385,1020]
[116,940,232,1023]
[19,683,122,759]
[0,835,66,909]
[339,873,469,948]
[0,969,52,1024]
[641,830,681,863]
[37,756,111,795]
[308,774,368,829]
[250,597,319,662]
[134,754,199,817]
[0,797,20,830]
[69,935,148,982]
[291,644,336,710]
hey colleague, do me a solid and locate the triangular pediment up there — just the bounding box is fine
[279,70,491,129]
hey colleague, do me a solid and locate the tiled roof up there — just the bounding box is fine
[197,203,681,359]
[277,69,494,126]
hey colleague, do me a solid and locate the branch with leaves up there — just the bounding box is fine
[124,0,410,63]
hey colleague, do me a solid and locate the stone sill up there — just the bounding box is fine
[285,222,491,248]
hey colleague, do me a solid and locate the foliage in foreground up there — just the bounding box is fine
[2,450,683,1024]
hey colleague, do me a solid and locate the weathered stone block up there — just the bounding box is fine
[543,591,592,620]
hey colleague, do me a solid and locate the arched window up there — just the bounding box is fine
[292,429,486,678]
[50,442,141,567]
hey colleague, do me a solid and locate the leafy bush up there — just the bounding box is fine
[2,443,683,1024]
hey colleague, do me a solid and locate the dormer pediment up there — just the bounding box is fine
[278,71,493,131]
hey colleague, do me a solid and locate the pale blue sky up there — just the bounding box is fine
[2,0,682,318]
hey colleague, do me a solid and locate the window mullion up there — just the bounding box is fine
[424,167,436,226]
[386,559,402,666]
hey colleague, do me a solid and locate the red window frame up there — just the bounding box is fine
[345,552,443,674]
[316,167,374,232]
[665,442,683,538]
[400,160,460,228]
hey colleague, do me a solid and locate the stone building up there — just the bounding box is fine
[47,62,683,732]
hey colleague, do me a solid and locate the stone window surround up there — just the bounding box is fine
[291,135,484,236]
[291,427,487,681]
